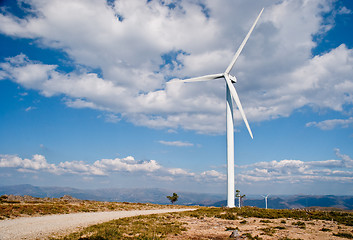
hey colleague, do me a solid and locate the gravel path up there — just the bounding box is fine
[0,208,195,240]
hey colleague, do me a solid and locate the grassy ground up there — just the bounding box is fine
[54,213,187,240]
[0,196,188,220]
[53,207,353,240]
[2,196,353,239]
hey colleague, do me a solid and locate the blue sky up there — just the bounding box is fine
[0,0,352,196]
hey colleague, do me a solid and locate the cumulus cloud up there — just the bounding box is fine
[198,170,226,182]
[0,154,161,176]
[168,168,195,176]
[1,149,352,186]
[238,149,353,184]
[93,156,162,172]
[0,154,57,172]
[0,153,196,180]
[0,0,351,134]
[58,161,105,176]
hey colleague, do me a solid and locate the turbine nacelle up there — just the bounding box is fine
[176,7,264,140]
[228,74,237,83]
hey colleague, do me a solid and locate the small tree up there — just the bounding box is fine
[166,193,179,204]
[235,189,245,208]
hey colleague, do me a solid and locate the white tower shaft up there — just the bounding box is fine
[226,84,235,208]
[175,8,264,209]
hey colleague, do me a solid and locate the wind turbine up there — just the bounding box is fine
[175,8,264,208]
[262,194,270,209]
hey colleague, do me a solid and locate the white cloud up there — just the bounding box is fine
[58,161,106,176]
[25,106,36,112]
[338,6,351,14]
[93,156,162,172]
[306,117,353,130]
[102,113,121,123]
[0,154,57,172]
[198,170,226,182]
[0,154,160,176]
[168,168,195,176]
[0,0,351,134]
[1,149,352,186]
[238,149,353,184]
[0,152,222,184]
[159,140,194,147]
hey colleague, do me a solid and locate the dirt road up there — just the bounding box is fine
[0,208,195,240]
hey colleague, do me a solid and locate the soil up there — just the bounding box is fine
[169,216,353,239]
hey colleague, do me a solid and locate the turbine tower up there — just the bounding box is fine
[175,8,264,208]
[262,194,270,209]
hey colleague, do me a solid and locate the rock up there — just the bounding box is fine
[229,229,240,239]
[60,195,82,202]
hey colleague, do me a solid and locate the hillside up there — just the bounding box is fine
[1,184,353,210]
[1,194,353,239]
[52,205,353,239]
[0,184,223,205]
[214,195,353,210]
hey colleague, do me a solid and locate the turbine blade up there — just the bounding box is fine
[175,73,224,83]
[224,75,253,139]
[225,8,264,74]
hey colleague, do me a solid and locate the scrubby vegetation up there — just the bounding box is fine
[52,206,353,239]
[260,219,272,223]
[54,213,186,240]
[241,232,263,239]
[320,227,332,232]
[2,195,353,239]
[333,232,353,239]
[292,221,306,229]
[175,206,353,226]
[166,193,179,204]
[0,195,187,220]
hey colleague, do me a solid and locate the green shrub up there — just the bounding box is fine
[292,221,306,229]
[260,219,272,223]
[241,233,263,240]
[216,212,238,220]
[259,227,276,236]
[225,226,239,231]
[333,232,353,239]
[278,237,303,240]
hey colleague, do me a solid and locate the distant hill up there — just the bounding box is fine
[1,184,353,210]
[212,195,353,210]
[0,184,223,205]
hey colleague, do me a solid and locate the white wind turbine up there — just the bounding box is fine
[175,8,264,208]
[262,194,270,209]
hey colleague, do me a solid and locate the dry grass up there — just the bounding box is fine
[2,196,353,239]
[0,195,189,220]
[54,213,187,240]
[53,207,353,240]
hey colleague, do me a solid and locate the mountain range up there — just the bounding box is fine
[1,184,352,210]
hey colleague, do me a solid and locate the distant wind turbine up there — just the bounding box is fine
[262,194,270,209]
[174,8,264,208]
